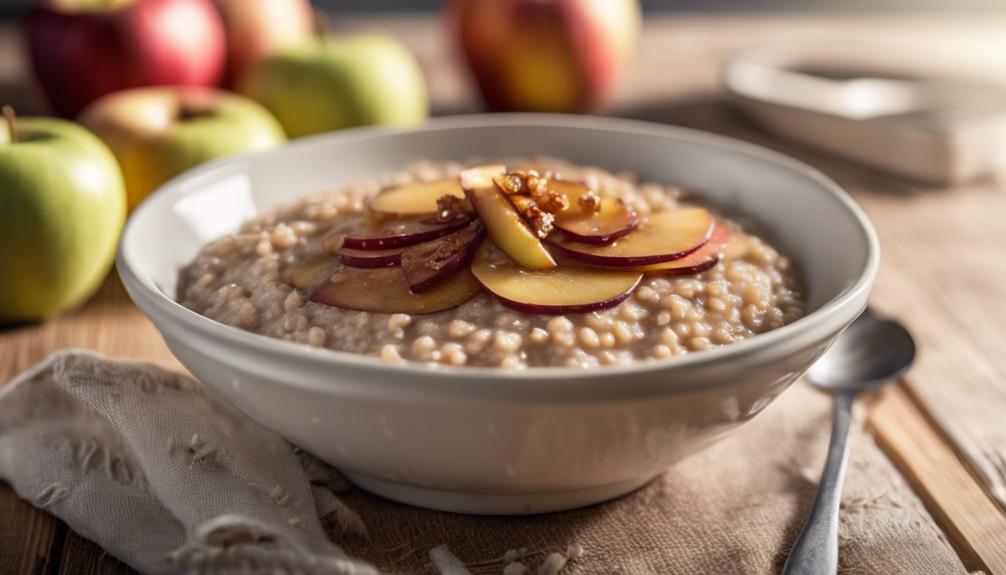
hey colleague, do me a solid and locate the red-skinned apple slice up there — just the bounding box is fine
[338,247,403,268]
[341,216,472,250]
[310,264,482,314]
[460,164,556,270]
[550,180,638,244]
[402,221,486,292]
[368,179,467,217]
[471,246,642,314]
[548,207,713,266]
[627,219,733,274]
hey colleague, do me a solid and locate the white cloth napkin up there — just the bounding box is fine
[0,350,378,574]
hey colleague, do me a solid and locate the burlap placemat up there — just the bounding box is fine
[0,350,967,574]
[338,377,967,574]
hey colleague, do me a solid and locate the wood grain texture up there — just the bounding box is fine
[868,383,1006,574]
[58,531,133,575]
[0,488,63,575]
[0,277,181,385]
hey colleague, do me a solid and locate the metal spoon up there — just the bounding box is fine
[782,308,916,575]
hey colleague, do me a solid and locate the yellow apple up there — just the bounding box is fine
[447,0,640,113]
[79,86,285,210]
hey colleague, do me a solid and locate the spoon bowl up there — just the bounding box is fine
[806,311,916,394]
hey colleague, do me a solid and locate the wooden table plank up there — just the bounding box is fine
[868,383,1006,574]
[58,531,132,575]
[0,489,63,575]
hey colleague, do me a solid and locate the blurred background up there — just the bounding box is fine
[4,0,1006,14]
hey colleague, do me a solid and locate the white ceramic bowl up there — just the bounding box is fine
[117,114,878,514]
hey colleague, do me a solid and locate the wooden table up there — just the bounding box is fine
[3,12,1006,574]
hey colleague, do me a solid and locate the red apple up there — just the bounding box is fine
[211,0,315,88]
[446,0,641,113]
[25,0,226,118]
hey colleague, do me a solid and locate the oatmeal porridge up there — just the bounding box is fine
[178,159,805,368]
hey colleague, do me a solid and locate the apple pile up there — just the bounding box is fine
[306,164,738,315]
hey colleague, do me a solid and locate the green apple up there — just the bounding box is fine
[79,86,285,210]
[0,106,126,322]
[238,34,429,138]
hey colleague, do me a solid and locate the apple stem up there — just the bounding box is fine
[177,96,215,122]
[2,105,17,143]
[313,9,331,41]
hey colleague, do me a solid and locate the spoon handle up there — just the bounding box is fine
[782,393,855,575]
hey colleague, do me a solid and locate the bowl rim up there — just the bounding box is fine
[117,113,879,383]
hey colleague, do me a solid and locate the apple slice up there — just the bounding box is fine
[342,216,472,250]
[550,180,638,244]
[368,179,467,217]
[401,221,485,292]
[471,247,642,314]
[548,207,713,267]
[338,247,403,268]
[310,264,482,314]
[627,219,732,274]
[285,257,341,291]
[460,164,556,270]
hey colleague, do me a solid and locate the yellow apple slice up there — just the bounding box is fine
[310,264,482,314]
[460,165,556,270]
[548,207,713,267]
[368,179,467,217]
[471,247,642,314]
[550,180,639,244]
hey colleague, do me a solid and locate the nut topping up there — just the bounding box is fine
[537,190,570,213]
[524,204,555,239]
[579,190,601,214]
[433,194,473,223]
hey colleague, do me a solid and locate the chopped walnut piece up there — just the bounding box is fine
[497,169,553,197]
[525,204,555,238]
[433,194,472,223]
[526,175,549,197]
[537,190,570,213]
[499,173,524,195]
[579,190,601,214]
